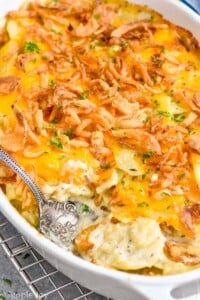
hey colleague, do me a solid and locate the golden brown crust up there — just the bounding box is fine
[0,76,20,95]
[0,0,200,274]
[165,241,200,265]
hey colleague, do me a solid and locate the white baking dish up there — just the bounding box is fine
[0,1,200,299]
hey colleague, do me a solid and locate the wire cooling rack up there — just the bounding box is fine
[0,212,111,300]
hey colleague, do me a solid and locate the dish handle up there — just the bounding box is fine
[127,282,177,300]
[128,278,200,300]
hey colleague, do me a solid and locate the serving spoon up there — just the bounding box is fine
[0,148,95,250]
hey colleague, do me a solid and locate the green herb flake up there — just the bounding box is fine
[142,151,154,160]
[141,173,147,180]
[50,136,63,149]
[81,204,90,213]
[63,128,74,140]
[3,278,12,286]
[184,199,190,206]
[78,89,90,100]
[57,103,63,109]
[112,126,121,130]
[172,114,185,123]
[24,41,40,53]
[49,79,56,87]
[160,47,166,54]
[169,89,174,97]
[143,116,150,124]
[100,163,111,169]
[0,291,5,300]
[151,55,163,67]
[94,13,101,19]
[58,154,66,160]
[157,110,171,118]
[50,117,59,124]
[89,44,96,50]
[137,201,149,207]
[161,192,171,197]
[179,173,186,179]
[121,179,125,186]
[121,41,129,48]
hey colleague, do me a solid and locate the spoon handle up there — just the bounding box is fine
[0,148,45,206]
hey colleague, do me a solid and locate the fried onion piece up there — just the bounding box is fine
[0,161,16,184]
[180,204,200,238]
[75,225,97,253]
[188,136,200,154]
[111,128,161,154]
[75,2,116,37]
[111,21,167,39]
[0,106,27,153]
[0,76,20,95]
[165,241,200,265]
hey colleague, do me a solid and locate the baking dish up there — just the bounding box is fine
[0,0,200,299]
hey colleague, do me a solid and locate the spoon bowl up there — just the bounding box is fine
[0,148,95,249]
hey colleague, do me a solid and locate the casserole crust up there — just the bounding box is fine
[0,0,200,275]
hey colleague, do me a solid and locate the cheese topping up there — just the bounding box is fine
[0,0,200,275]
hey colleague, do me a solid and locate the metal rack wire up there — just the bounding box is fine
[0,212,111,300]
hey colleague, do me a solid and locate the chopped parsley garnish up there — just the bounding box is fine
[179,173,186,179]
[157,110,185,123]
[3,278,12,286]
[137,201,149,207]
[157,110,171,118]
[0,291,5,300]
[24,41,40,53]
[50,117,59,124]
[57,103,63,109]
[151,55,163,67]
[58,154,66,160]
[94,13,101,19]
[142,173,147,180]
[100,163,111,169]
[89,44,96,50]
[63,128,74,140]
[184,199,190,205]
[112,126,121,130]
[142,151,154,160]
[50,136,63,149]
[49,79,56,87]
[81,204,90,213]
[161,192,171,197]
[172,114,185,123]
[143,116,150,124]
[78,89,89,100]
[121,41,129,48]
[160,47,166,53]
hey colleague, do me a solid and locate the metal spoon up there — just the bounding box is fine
[0,148,95,250]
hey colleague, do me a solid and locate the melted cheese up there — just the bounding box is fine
[0,0,200,275]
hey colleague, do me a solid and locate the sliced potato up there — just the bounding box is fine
[115,147,144,176]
